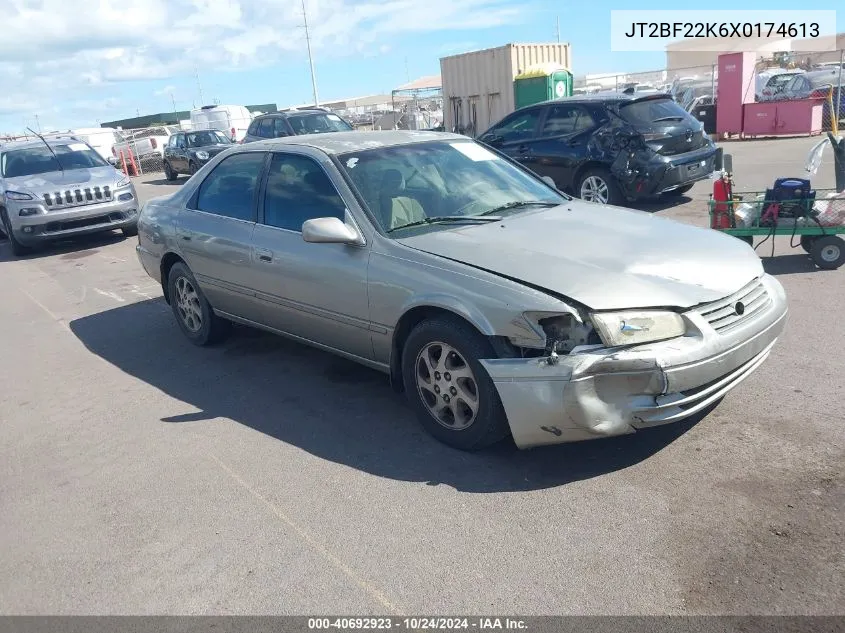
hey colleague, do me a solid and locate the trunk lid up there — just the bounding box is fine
[616,96,709,156]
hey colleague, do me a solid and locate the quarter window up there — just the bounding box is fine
[194,152,266,221]
[263,153,346,232]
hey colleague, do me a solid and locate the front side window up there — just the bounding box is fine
[484,109,541,143]
[193,152,266,221]
[257,119,274,138]
[337,140,566,233]
[262,153,346,231]
[1,143,108,178]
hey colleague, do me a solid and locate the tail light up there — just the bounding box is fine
[151,138,157,149]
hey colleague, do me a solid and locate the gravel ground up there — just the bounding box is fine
[0,134,842,616]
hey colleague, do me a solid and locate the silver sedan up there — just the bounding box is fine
[135,131,787,451]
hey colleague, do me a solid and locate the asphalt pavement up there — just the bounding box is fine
[0,135,842,615]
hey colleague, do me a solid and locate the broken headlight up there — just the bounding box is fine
[536,313,600,354]
[590,310,685,347]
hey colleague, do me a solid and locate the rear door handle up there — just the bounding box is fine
[256,248,273,262]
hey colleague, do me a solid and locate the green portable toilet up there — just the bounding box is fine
[513,64,573,109]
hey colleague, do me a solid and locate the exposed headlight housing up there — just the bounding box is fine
[195,150,209,160]
[6,190,33,201]
[590,310,686,347]
[115,176,131,188]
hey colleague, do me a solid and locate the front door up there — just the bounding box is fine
[477,107,543,170]
[176,151,268,318]
[248,151,373,361]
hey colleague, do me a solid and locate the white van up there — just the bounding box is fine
[189,105,252,142]
[44,128,122,163]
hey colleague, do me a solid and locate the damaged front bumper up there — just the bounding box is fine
[480,275,788,450]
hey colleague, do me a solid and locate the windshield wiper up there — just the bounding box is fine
[479,200,560,216]
[386,215,502,233]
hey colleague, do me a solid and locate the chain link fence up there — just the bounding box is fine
[112,125,183,176]
[574,52,845,135]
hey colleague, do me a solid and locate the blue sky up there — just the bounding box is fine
[1,0,843,133]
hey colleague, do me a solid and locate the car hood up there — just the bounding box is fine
[4,166,122,192]
[395,201,764,310]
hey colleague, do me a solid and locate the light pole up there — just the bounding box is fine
[302,0,319,106]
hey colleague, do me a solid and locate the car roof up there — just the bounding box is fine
[256,109,337,119]
[513,91,673,112]
[241,130,468,154]
[0,137,88,151]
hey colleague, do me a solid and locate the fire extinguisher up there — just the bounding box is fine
[711,164,735,229]
[231,127,236,142]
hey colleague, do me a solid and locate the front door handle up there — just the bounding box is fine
[256,247,273,262]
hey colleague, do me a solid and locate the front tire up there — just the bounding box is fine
[577,167,623,206]
[1,210,31,257]
[164,161,177,181]
[167,262,232,346]
[401,316,510,451]
[122,223,138,237]
[189,161,198,176]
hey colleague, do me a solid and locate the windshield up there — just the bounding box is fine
[336,140,566,233]
[1,143,109,178]
[618,98,693,127]
[288,113,353,135]
[767,74,797,90]
[186,130,231,147]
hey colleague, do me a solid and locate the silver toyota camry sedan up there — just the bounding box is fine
[136,131,788,451]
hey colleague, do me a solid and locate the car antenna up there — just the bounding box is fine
[26,126,64,174]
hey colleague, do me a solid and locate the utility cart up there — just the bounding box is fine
[708,188,845,270]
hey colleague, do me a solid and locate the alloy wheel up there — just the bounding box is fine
[580,175,609,204]
[174,276,203,332]
[415,341,479,430]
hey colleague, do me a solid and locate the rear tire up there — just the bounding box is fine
[577,168,623,206]
[800,235,816,253]
[167,262,232,346]
[164,161,177,181]
[401,316,510,451]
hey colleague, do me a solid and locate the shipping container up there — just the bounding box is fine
[440,43,572,137]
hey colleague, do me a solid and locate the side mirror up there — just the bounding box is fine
[481,134,503,147]
[302,216,363,246]
[540,175,557,189]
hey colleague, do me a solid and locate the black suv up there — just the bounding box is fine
[478,93,720,206]
[242,107,354,143]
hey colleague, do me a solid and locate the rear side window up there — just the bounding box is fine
[618,98,693,127]
[247,120,260,136]
[541,105,596,136]
[194,152,266,221]
[273,118,289,137]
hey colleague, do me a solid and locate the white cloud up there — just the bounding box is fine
[0,0,524,133]
[154,85,178,97]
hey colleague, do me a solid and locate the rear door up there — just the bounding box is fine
[530,103,599,189]
[176,151,268,319]
[248,150,373,359]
